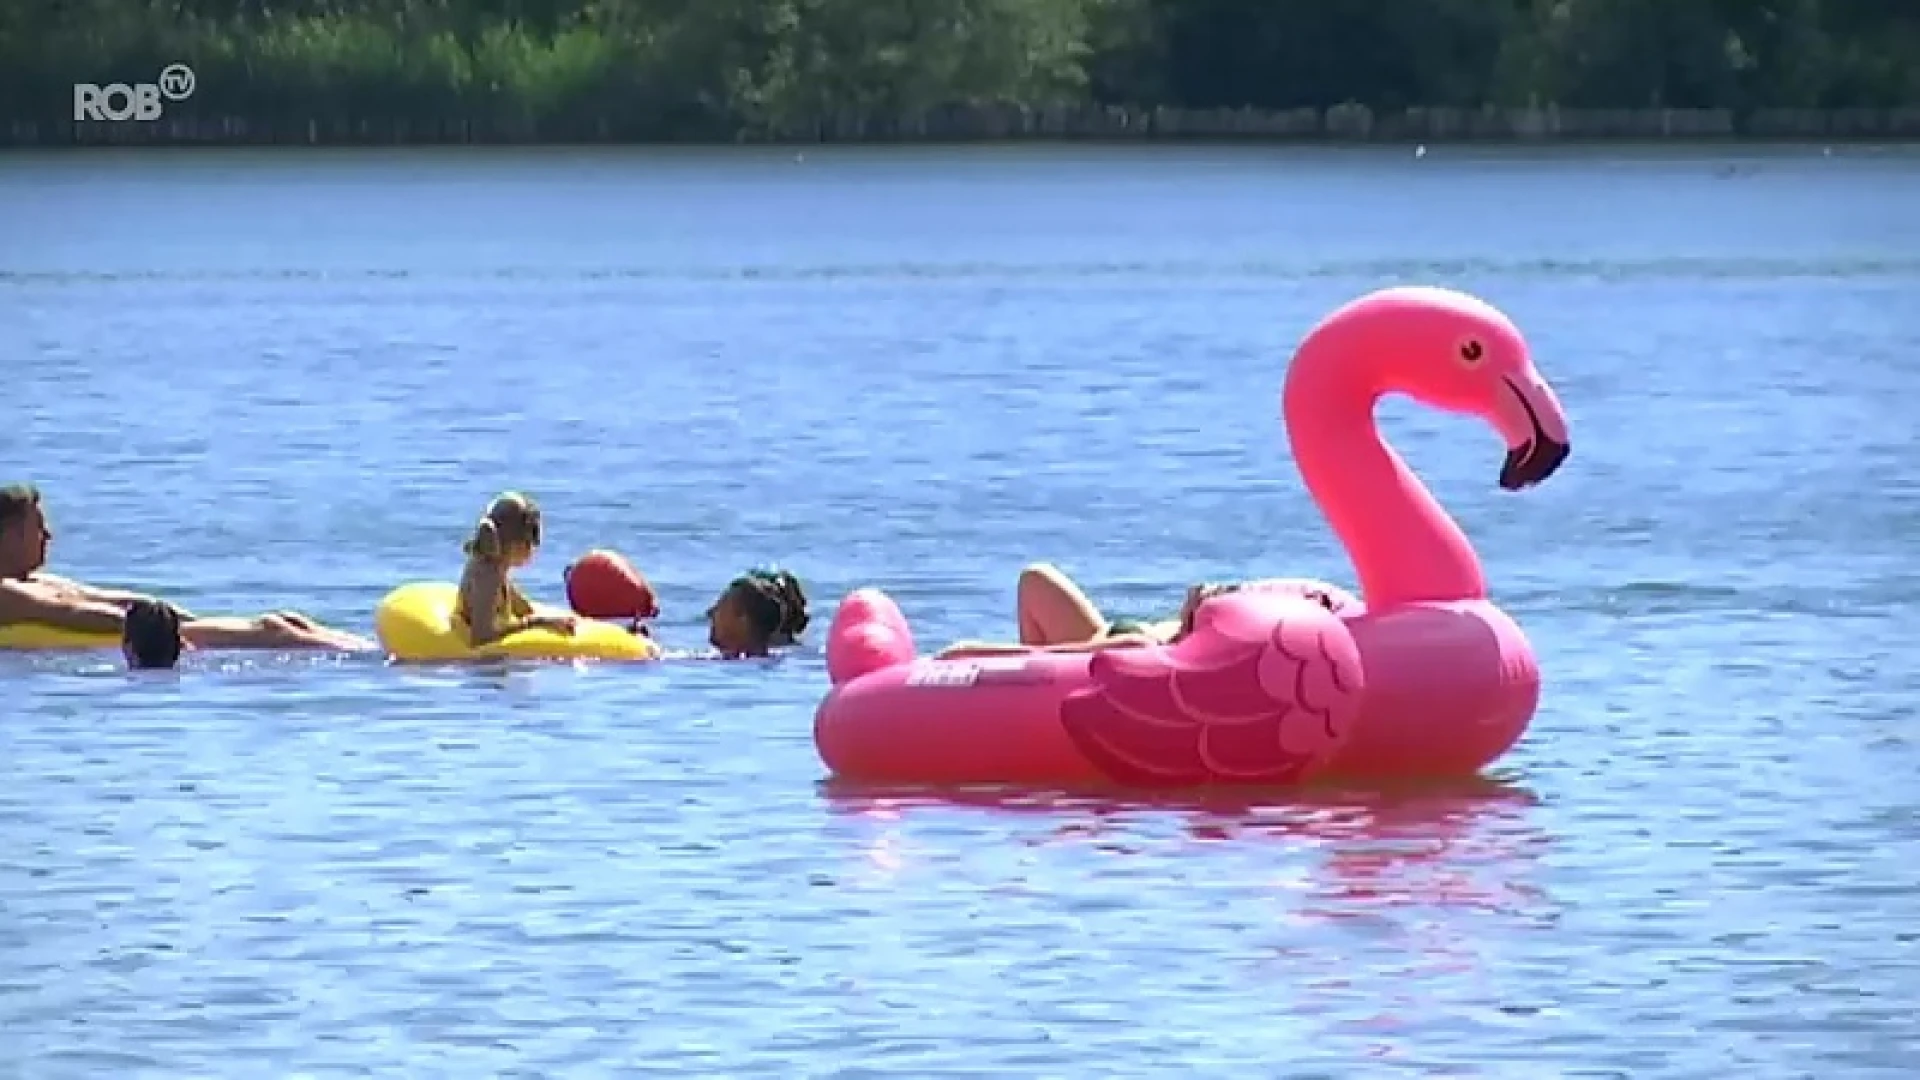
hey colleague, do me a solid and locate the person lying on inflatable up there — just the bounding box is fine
[1015,561,1194,645]
[936,561,1334,659]
[0,482,373,652]
[454,491,578,647]
[564,549,808,659]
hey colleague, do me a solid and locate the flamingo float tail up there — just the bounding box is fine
[825,588,917,685]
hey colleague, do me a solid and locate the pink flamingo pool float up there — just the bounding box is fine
[816,285,1572,787]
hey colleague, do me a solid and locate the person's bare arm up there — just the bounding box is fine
[0,580,127,635]
[30,572,195,619]
[506,579,575,634]
[33,571,137,604]
[505,579,542,620]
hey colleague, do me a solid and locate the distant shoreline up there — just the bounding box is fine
[11,104,1920,149]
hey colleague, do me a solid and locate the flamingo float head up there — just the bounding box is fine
[1313,285,1572,491]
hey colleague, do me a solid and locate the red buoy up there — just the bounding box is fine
[564,549,658,620]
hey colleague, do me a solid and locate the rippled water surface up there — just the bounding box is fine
[4,144,1920,1077]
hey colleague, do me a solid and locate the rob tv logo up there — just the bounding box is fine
[73,64,196,121]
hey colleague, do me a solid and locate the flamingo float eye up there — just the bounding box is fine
[1458,339,1485,366]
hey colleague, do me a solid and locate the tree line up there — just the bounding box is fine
[5,0,1917,139]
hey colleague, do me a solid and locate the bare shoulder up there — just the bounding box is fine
[0,578,28,617]
[0,576,55,600]
[0,577,60,621]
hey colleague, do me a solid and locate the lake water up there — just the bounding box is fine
[3,143,1919,1077]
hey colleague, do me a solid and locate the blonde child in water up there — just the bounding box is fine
[455,492,577,647]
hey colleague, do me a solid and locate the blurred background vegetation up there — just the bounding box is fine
[4,0,1917,138]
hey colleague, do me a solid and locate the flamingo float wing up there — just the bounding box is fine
[1057,592,1365,787]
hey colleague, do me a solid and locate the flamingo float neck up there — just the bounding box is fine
[1282,321,1486,610]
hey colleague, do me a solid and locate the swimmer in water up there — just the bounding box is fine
[936,562,1251,659]
[454,491,576,648]
[706,568,810,658]
[123,597,185,669]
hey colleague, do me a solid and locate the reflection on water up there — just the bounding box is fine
[820,778,1556,1064]
[822,777,1548,912]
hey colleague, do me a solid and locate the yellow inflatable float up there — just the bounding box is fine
[374,582,660,663]
[0,624,119,650]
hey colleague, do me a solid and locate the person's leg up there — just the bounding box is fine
[1016,563,1108,645]
[181,613,375,651]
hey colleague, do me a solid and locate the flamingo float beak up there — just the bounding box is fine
[1494,372,1571,491]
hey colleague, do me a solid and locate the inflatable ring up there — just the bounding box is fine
[0,624,119,650]
[375,582,659,663]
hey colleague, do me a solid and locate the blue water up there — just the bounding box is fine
[4,143,1920,1077]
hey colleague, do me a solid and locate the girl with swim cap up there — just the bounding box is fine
[455,492,576,647]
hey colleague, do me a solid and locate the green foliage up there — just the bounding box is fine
[4,0,1916,136]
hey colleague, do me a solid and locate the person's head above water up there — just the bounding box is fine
[707,568,810,658]
[464,491,543,568]
[0,483,51,579]
[123,598,186,670]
